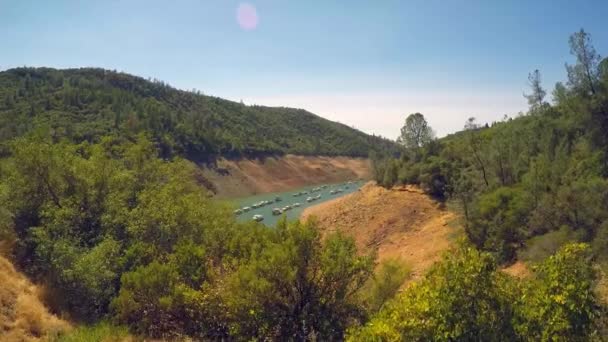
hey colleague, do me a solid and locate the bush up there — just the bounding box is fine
[349,243,601,341]
[112,261,181,337]
[519,226,580,264]
[419,157,449,199]
[469,187,533,262]
[222,221,374,340]
[348,245,516,341]
[513,243,599,339]
[361,258,411,313]
[52,321,131,342]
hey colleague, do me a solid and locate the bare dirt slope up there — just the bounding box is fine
[0,256,69,341]
[201,155,371,198]
[301,182,459,279]
[502,260,533,279]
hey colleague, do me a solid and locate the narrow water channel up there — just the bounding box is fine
[232,180,366,227]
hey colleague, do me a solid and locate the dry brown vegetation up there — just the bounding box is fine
[302,182,460,280]
[201,155,371,198]
[0,256,69,342]
[502,260,533,279]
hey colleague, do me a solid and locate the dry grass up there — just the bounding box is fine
[596,264,608,305]
[0,256,70,341]
[302,182,461,280]
[501,260,533,279]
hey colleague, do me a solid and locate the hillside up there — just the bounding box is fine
[371,31,608,276]
[0,67,399,159]
[302,183,459,280]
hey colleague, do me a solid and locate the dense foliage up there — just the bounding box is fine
[0,134,376,340]
[0,67,398,159]
[1,137,603,341]
[373,29,608,264]
[348,243,603,341]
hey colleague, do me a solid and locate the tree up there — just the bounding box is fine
[464,117,489,187]
[566,29,601,96]
[469,187,532,262]
[524,69,546,110]
[222,220,373,340]
[398,113,434,151]
[361,259,411,313]
[381,159,399,187]
[513,243,599,340]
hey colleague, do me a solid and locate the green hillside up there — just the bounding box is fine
[0,67,398,159]
[372,31,608,264]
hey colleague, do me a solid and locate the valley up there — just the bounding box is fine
[2,22,608,339]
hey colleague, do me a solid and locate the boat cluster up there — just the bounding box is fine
[272,202,301,216]
[234,181,361,223]
[306,194,322,202]
[234,196,282,216]
[292,185,328,198]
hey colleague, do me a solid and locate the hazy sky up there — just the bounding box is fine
[2,0,608,138]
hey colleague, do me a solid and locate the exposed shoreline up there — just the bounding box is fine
[201,155,372,199]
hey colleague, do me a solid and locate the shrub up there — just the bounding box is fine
[361,258,411,313]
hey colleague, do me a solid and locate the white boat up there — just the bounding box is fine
[252,214,264,222]
[272,208,283,215]
[293,203,301,207]
[243,206,251,212]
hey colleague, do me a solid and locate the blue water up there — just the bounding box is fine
[232,180,365,227]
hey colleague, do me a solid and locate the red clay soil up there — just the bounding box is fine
[201,155,371,198]
[301,182,459,280]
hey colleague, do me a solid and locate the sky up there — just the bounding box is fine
[2,0,608,139]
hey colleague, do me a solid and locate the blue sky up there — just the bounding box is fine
[2,0,607,138]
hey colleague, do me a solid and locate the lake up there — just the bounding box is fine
[232,180,366,227]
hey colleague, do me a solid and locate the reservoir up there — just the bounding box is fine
[232,180,366,227]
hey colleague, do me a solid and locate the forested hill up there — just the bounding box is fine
[0,67,398,159]
[372,29,608,265]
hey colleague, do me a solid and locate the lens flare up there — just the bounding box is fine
[236,3,258,31]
